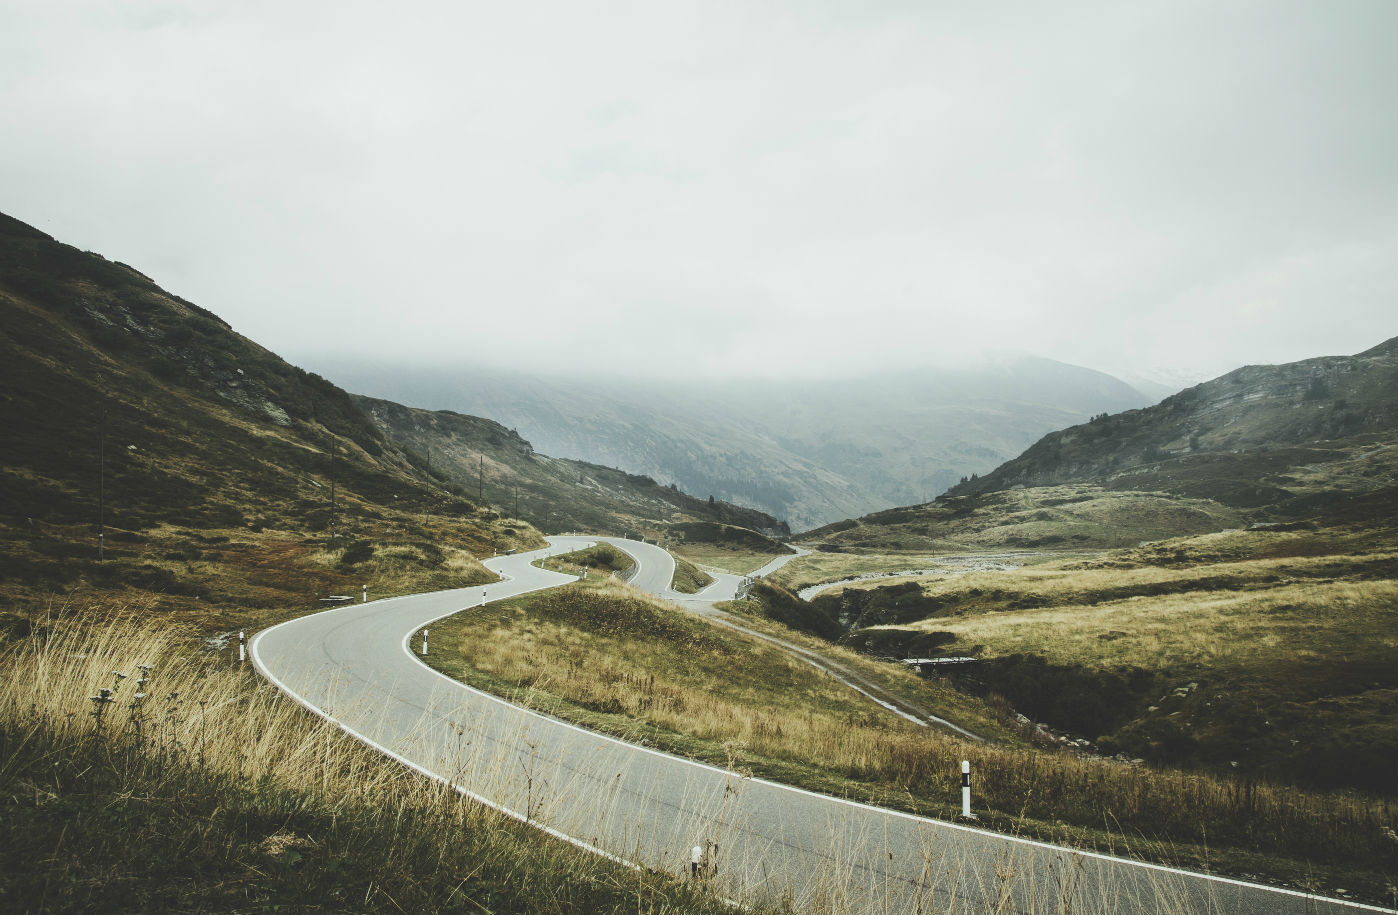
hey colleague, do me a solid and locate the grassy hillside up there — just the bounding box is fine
[319,357,1153,530]
[793,499,1397,796]
[422,567,1397,901]
[0,210,741,913]
[0,210,542,629]
[803,341,1396,552]
[943,338,1396,515]
[802,483,1247,552]
[357,395,790,538]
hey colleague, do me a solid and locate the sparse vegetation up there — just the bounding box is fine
[886,546,1398,792]
[0,210,544,632]
[0,605,735,914]
[422,577,1398,901]
[804,484,1245,552]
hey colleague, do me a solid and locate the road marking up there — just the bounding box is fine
[253,539,1390,914]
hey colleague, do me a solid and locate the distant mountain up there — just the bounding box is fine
[355,396,789,538]
[310,358,1153,530]
[806,340,1397,550]
[945,338,1397,514]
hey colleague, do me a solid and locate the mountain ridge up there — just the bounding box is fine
[306,356,1156,530]
[0,210,782,622]
[800,339,1396,549]
[944,337,1397,511]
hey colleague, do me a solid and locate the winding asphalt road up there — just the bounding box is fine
[252,537,1386,914]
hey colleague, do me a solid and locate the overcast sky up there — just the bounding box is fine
[3,1,1395,385]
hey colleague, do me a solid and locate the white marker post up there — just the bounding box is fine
[421,629,428,656]
[362,584,367,603]
[961,760,975,819]
[238,631,246,663]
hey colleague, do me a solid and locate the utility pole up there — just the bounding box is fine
[514,485,519,519]
[478,455,483,504]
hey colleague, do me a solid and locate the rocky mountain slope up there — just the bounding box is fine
[356,396,789,538]
[0,211,779,624]
[803,340,1396,549]
[944,338,1397,514]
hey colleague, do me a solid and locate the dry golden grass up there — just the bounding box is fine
[670,542,784,575]
[455,580,900,765]
[426,579,1398,899]
[768,551,959,590]
[0,604,734,913]
[906,579,1397,671]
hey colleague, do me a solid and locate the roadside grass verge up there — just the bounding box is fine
[670,542,784,575]
[0,603,736,914]
[420,579,1398,902]
[671,555,715,593]
[534,542,634,578]
[667,521,788,575]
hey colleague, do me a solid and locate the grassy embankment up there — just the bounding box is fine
[0,605,734,914]
[533,542,634,578]
[666,521,788,575]
[670,555,715,593]
[534,542,713,593]
[421,563,1398,903]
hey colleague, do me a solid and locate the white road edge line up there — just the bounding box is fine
[251,539,1392,915]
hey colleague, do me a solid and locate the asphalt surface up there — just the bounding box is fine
[252,537,1387,914]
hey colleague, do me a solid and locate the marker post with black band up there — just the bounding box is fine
[961,759,976,820]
